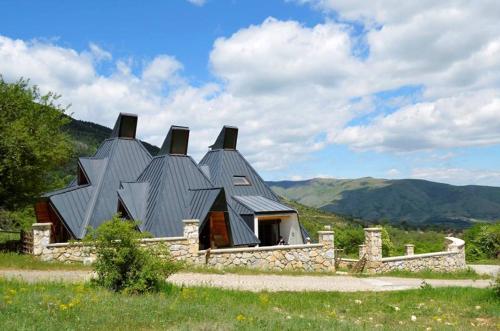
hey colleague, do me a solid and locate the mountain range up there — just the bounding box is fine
[268,178,500,229]
[64,117,500,229]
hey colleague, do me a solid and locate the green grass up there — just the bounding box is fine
[185,265,489,280]
[0,253,90,271]
[469,259,500,266]
[363,268,490,280]
[0,279,498,330]
[0,232,20,244]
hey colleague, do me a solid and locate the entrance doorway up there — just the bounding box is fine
[199,211,231,249]
[258,219,281,246]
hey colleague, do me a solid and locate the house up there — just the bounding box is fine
[36,113,306,248]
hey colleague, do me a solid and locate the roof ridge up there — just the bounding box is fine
[143,155,170,231]
[79,148,112,238]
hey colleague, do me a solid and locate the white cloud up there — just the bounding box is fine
[186,0,206,6]
[411,167,500,186]
[332,90,500,152]
[386,168,401,178]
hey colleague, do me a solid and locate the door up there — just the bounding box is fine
[258,219,281,246]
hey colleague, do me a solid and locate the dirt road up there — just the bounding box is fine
[0,269,492,292]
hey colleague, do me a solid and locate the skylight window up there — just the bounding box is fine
[233,175,251,186]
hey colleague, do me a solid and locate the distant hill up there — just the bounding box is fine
[269,178,500,229]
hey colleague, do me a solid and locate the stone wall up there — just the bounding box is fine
[360,228,466,274]
[31,220,200,265]
[199,229,335,272]
[29,221,335,272]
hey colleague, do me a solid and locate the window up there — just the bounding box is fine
[232,175,251,186]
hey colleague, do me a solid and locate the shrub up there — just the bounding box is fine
[381,227,395,257]
[334,225,364,256]
[464,223,500,261]
[85,215,181,294]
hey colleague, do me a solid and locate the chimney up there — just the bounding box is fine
[210,126,238,150]
[110,113,138,139]
[159,126,190,155]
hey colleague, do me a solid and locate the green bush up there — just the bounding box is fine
[0,206,35,231]
[464,223,500,261]
[334,225,364,256]
[85,215,181,294]
[381,227,395,257]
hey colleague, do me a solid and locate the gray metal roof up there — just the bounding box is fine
[118,182,148,222]
[117,125,259,246]
[233,195,296,214]
[190,188,222,222]
[199,149,281,202]
[120,153,259,245]
[43,114,152,239]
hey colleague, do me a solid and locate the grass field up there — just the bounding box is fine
[0,253,90,271]
[0,280,498,330]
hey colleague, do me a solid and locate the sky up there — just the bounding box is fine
[1,0,500,186]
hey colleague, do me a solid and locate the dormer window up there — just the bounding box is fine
[233,175,251,186]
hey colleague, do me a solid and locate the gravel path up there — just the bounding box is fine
[468,264,500,277]
[0,269,492,292]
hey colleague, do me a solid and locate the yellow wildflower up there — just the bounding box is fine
[259,294,269,305]
[236,314,246,321]
[59,304,68,310]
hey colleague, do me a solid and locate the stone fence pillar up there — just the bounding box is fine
[364,228,382,261]
[182,219,200,261]
[318,225,335,270]
[32,223,51,256]
[358,244,366,258]
[318,225,334,249]
[405,244,415,256]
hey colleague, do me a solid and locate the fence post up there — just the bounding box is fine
[182,219,200,262]
[404,244,415,256]
[364,228,382,261]
[32,223,51,256]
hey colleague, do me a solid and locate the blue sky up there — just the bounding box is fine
[1,0,500,185]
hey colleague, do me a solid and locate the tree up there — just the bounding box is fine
[0,77,72,210]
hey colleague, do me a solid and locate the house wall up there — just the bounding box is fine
[29,221,335,272]
[278,214,303,245]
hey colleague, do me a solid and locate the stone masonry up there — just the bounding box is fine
[30,222,335,272]
[30,222,465,274]
[200,227,335,272]
[361,227,466,274]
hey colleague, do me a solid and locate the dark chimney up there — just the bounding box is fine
[210,126,238,150]
[159,126,190,155]
[110,113,138,139]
